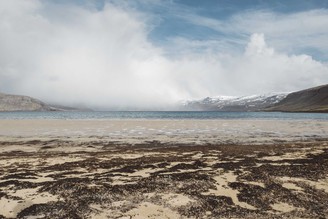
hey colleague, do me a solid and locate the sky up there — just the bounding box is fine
[0,0,328,109]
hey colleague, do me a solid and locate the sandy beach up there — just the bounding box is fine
[0,119,328,218]
[0,119,328,144]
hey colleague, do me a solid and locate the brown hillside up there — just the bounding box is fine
[266,84,328,113]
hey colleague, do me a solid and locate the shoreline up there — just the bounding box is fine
[0,119,328,145]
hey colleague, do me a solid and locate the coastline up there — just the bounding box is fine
[0,119,328,218]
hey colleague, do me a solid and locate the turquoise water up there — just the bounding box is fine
[0,111,327,120]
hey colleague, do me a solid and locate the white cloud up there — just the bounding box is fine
[229,33,328,94]
[245,33,274,56]
[0,1,327,109]
[180,9,328,58]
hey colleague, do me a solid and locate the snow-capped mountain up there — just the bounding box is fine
[182,93,288,111]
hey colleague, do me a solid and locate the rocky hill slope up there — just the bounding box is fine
[0,93,52,111]
[0,93,82,112]
[266,84,328,113]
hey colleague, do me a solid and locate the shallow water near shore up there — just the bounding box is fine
[1,111,328,120]
[0,119,328,145]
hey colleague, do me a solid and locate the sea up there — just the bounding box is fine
[0,111,327,120]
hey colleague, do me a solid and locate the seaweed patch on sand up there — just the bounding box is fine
[0,139,328,218]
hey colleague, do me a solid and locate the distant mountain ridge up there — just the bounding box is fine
[182,93,288,111]
[2,84,328,112]
[183,84,328,113]
[266,84,328,113]
[0,93,51,111]
[0,93,82,112]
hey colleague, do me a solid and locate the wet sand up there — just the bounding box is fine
[0,119,328,218]
[0,119,328,144]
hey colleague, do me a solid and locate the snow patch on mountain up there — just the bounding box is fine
[183,93,288,111]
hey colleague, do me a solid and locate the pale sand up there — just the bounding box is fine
[282,182,304,191]
[125,202,182,219]
[89,197,191,219]
[0,187,60,218]
[278,176,328,193]
[244,181,266,188]
[161,193,195,207]
[0,119,327,144]
[270,202,303,213]
[202,171,257,210]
